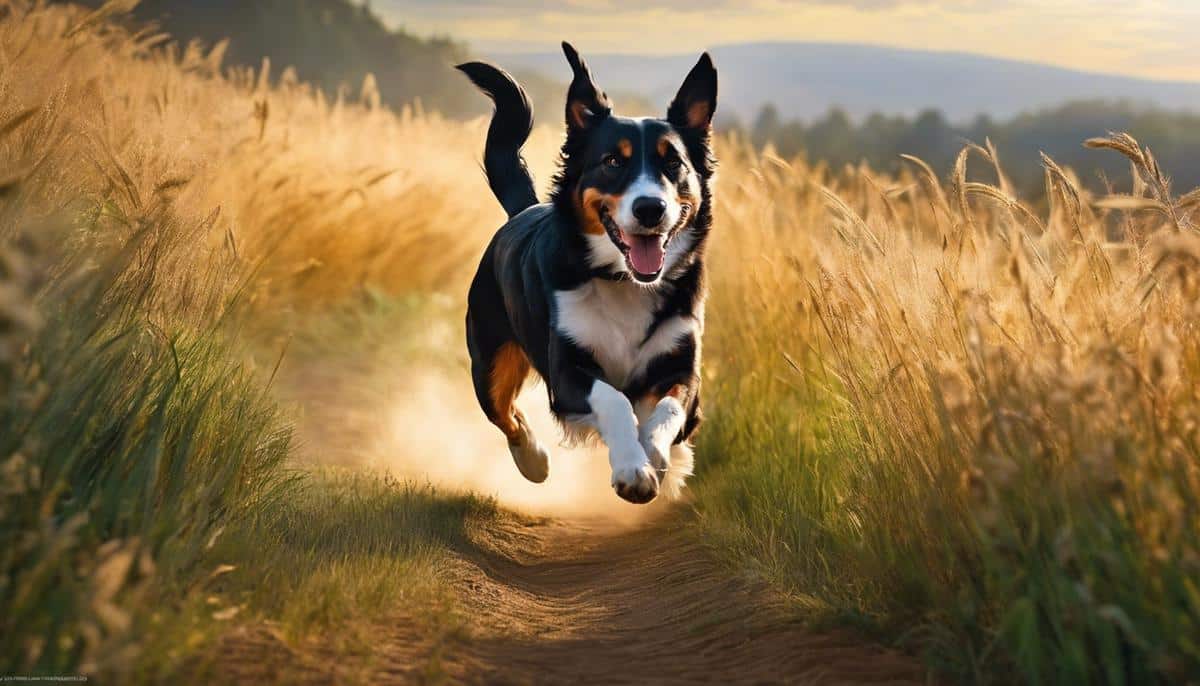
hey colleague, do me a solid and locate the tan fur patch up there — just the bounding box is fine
[618,138,633,158]
[490,342,532,441]
[657,136,671,158]
[642,384,689,410]
[686,101,711,129]
[569,101,590,129]
[577,187,620,236]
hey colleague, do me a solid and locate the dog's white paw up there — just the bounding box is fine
[611,461,659,504]
[509,438,550,483]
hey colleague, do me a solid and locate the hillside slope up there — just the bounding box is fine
[130,0,477,116]
[80,0,653,122]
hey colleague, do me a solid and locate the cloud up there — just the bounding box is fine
[374,0,1200,82]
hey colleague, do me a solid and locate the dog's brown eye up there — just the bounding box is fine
[664,157,683,173]
[602,154,623,169]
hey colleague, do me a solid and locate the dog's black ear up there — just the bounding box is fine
[562,41,611,131]
[667,53,717,133]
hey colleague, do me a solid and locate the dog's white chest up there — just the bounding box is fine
[554,281,695,389]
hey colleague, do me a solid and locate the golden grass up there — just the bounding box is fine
[697,133,1200,680]
[3,1,1199,682]
[0,4,512,680]
[1,1,563,314]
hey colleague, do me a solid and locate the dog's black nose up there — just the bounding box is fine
[632,197,667,228]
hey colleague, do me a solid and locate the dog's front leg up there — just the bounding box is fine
[636,384,689,479]
[587,379,659,503]
[549,343,658,504]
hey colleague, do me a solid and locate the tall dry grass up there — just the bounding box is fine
[0,2,523,680]
[0,3,293,678]
[4,1,1199,682]
[697,133,1200,682]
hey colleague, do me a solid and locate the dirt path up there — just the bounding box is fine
[437,511,928,685]
[217,509,929,685]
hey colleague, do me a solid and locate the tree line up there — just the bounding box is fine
[723,100,1200,194]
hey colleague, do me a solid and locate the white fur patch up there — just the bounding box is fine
[635,394,683,485]
[555,281,697,389]
[638,315,698,379]
[581,380,660,500]
[639,396,686,461]
[615,173,682,234]
[585,380,646,473]
[663,227,698,275]
[661,443,694,499]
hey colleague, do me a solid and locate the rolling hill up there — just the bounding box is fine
[491,42,1200,123]
[73,0,653,121]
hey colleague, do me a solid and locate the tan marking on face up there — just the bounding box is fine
[578,187,621,236]
[657,136,671,158]
[489,342,532,441]
[618,138,633,158]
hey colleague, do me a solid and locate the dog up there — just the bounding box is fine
[457,43,717,504]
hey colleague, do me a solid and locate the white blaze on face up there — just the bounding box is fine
[614,173,683,279]
[614,173,683,234]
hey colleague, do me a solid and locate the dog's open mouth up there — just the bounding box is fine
[624,232,664,280]
[599,207,675,283]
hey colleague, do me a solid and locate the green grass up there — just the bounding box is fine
[1,202,500,683]
[0,205,292,679]
[700,378,1200,681]
[691,363,972,668]
[691,305,1200,684]
[139,468,500,684]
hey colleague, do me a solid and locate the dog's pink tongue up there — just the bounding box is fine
[627,234,665,275]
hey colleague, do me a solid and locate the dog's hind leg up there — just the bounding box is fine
[469,338,551,483]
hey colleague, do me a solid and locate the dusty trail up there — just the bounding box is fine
[216,508,929,685]
[446,511,929,685]
[222,357,929,683]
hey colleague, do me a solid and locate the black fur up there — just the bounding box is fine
[459,43,717,499]
[454,62,538,218]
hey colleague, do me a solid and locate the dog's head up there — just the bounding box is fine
[552,42,717,285]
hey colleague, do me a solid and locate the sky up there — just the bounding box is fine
[374,0,1200,82]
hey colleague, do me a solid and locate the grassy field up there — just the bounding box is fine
[695,140,1200,682]
[3,2,1199,684]
[0,3,511,681]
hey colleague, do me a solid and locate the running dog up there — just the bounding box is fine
[458,43,717,504]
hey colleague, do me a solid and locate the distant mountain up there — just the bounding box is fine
[490,42,1200,123]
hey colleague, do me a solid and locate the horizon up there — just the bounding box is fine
[375,0,1200,84]
[483,39,1200,87]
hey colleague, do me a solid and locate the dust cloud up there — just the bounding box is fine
[283,336,665,524]
[375,371,658,523]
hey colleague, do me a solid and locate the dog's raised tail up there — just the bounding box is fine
[456,62,538,219]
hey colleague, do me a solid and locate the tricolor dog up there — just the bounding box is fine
[458,43,717,504]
